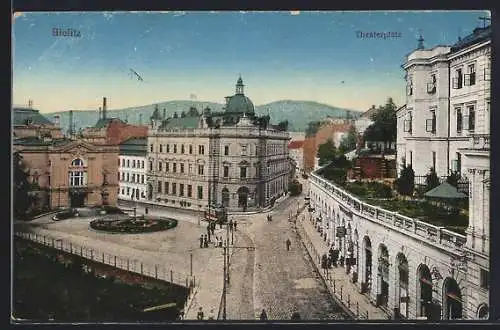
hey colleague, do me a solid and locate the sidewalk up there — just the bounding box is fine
[295,207,389,320]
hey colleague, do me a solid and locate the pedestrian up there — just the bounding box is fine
[321,253,328,274]
[286,238,291,251]
[207,226,211,242]
[145,207,149,215]
[204,235,209,248]
[199,234,204,248]
[234,220,237,230]
[208,308,215,320]
[219,236,223,248]
[259,309,268,320]
[177,309,185,320]
[211,223,215,236]
[197,307,204,320]
[229,219,233,231]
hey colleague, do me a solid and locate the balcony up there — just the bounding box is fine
[470,134,490,150]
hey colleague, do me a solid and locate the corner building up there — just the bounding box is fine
[146,77,291,212]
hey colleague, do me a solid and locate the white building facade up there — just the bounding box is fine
[398,27,491,179]
[145,77,291,212]
[288,140,304,173]
[118,137,148,202]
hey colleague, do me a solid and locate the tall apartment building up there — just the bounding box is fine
[397,25,491,319]
[118,137,148,202]
[397,26,491,178]
[146,77,291,212]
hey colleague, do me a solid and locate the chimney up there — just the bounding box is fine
[53,115,60,126]
[102,97,107,119]
[28,100,33,108]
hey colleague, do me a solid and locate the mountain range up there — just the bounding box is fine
[45,100,364,133]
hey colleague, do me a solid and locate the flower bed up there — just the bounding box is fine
[89,216,178,234]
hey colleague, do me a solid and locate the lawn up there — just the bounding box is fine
[13,240,188,322]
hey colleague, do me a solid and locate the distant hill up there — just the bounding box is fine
[45,100,363,134]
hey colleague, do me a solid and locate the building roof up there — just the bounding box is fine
[225,77,255,114]
[13,107,54,126]
[119,137,147,156]
[93,117,123,129]
[13,136,72,147]
[451,25,491,53]
[361,105,378,119]
[288,140,304,149]
[160,116,200,129]
[424,182,467,199]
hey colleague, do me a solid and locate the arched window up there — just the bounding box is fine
[478,304,489,319]
[71,158,84,166]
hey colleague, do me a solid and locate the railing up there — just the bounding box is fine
[309,173,467,253]
[14,231,197,289]
[470,133,490,150]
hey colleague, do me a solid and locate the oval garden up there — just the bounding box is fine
[89,216,178,234]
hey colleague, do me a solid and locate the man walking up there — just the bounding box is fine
[197,307,204,320]
[259,309,268,320]
[286,238,291,251]
[204,234,209,248]
[199,234,204,248]
[234,220,237,230]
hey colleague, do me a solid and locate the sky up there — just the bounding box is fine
[12,10,489,113]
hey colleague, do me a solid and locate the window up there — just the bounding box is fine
[126,173,130,182]
[465,64,476,86]
[174,144,177,153]
[121,188,125,195]
[199,145,205,154]
[173,163,177,173]
[150,144,154,152]
[189,145,193,154]
[160,144,163,153]
[241,145,247,156]
[121,172,125,181]
[468,105,475,132]
[127,159,130,167]
[456,108,463,133]
[404,113,412,134]
[188,164,193,174]
[187,185,192,198]
[224,145,229,155]
[456,153,462,174]
[69,171,85,187]
[181,145,185,153]
[427,74,436,94]
[180,163,185,173]
[452,68,463,89]
[426,110,436,134]
[158,162,163,171]
[166,162,169,172]
[432,151,436,171]
[240,167,247,179]
[158,181,162,193]
[127,187,130,195]
[121,159,125,167]
[179,184,184,197]
[165,182,169,194]
[197,186,203,199]
[132,159,136,168]
[407,78,413,96]
[198,165,204,175]
[223,166,229,178]
[141,160,144,168]
[132,174,135,183]
[149,161,153,171]
[480,269,489,289]
[141,175,144,184]
[166,144,170,153]
[409,151,413,167]
[172,183,177,195]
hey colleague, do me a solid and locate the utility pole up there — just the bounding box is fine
[190,251,193,277]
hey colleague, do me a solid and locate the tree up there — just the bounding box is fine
[446,171,461,188]
[305,121,321,137]
[363,98,397,148]
[277,120,289,131]
[180,111,186,118]
[173,112,178,118]
[317,139,337,166]
[425,167,440,192]
[395,164,415,198]
[188,106,199,117]
[339,125,358,154]
[13,152,32,219]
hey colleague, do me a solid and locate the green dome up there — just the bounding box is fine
[225,76,255,114]
[226,94,255,114]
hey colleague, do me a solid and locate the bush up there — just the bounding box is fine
[426,168,440,192]
[396,164,415,197]
[374,183,393,198]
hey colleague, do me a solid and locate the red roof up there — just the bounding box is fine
[288,140,304,149]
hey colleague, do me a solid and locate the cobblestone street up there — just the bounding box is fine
[234,196,350,320]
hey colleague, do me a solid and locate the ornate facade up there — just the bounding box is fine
[146,77,291,212]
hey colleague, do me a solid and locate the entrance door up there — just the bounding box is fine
[70,192,85,207]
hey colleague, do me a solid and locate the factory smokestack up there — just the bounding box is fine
[102,97,107,119]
